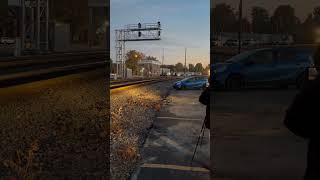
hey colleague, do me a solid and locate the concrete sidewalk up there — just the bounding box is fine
[132,90,210,180]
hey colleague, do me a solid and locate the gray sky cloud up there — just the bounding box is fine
[213,0,320,21]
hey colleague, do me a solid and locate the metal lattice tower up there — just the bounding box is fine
[115,22,162,78]
[21,0,49,52]
[115,29,126,79]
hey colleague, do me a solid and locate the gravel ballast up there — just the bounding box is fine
[0,70,109,179]
[0,74,175,179]
[110,80,174,180]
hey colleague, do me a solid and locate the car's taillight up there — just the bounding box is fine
[309,55,315,66]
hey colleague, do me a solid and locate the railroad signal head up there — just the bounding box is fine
[138,31,142,37]
[158,31,161,37]
[158,21,161,27]
[138,23,141,28]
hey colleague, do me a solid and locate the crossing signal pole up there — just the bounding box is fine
[115,22,162,78]
[238,0,243,54]
[184,48,187,77]
[162,48,164,75]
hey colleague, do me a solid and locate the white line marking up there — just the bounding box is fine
[157,116,203,121]
[153,131,194,155]
[130,166,142,180]
[141,163,210,173]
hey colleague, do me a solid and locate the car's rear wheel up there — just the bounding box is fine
[181,85,187,90]
[225,75,244,90]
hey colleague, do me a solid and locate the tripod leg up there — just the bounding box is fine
[200,128,206,148]
[191,119,206,166]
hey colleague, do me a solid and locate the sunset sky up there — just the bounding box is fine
[110,0,210,66]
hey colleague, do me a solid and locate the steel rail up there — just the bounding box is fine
[0,52,107,87]
[110,77,179,89]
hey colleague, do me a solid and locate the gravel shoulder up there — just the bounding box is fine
[0,70,109,179]
[110,80,175,180]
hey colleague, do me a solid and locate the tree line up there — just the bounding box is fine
[211,3,320,43]
[112,50,210,75]
[161,63,209,74]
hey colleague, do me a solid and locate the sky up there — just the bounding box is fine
[110,0,210,66]
[212,0,320,22]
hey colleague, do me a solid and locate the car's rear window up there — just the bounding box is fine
[196,77,208,81]
[277,49,313,63]
[225,50,258,63]
[277,51,296,61]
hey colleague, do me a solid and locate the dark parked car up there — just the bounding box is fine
[211,38,222,47]
[173,76,209,90]
[211,47,315,89]
[242,39,257,47]
[0,37,15,45]
[224,39,239,47]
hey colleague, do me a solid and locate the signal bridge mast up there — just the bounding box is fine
[115,22,162,78]
[21,0,49,53]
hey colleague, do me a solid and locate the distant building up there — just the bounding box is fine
[138,59,161,77]
[160,68,171,75]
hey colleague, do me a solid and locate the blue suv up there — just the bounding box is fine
[211,47,314,89]
[173,76,209,90]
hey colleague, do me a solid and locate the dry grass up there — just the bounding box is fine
[110,111,124,136]
[154,103,161,111]
[111,122,124,135]
[3,140,41,180]
[115,145,138,161]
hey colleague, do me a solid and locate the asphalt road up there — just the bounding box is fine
[0,45,14,57]
[211,89,308,180]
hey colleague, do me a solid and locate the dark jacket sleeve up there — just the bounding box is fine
[284,79,319,138]
[199,87,210,105]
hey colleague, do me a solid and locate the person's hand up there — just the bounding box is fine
[309,67,318,80]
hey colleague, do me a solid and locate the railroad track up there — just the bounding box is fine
[0,51,107,87]
[110,77,180,90]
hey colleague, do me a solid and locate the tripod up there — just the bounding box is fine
[190,117,207,166]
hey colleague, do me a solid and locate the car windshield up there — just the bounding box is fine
[226,50,258,63]
[181,77,192,82]
[200,76,209,80]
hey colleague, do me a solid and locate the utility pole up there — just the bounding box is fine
[37,0,40,50]
[162,48,164,75]
[46,0,49,51]
[184,48,187,77]
[238,0,242,54]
